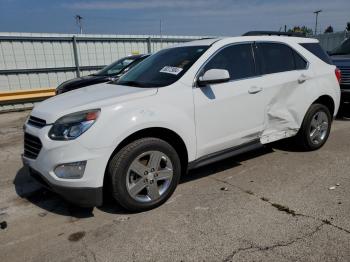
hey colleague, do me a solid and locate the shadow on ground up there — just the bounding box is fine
[14,167,95,218]
[269,137,306,152]
[13,147,274,217]
[337,103,350,119]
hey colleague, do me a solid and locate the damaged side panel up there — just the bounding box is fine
[259,70,315,144]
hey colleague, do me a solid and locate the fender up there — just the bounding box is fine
[79,88,197,162]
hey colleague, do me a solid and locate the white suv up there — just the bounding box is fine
[23,35,341,211]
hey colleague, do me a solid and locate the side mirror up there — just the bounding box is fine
[197,69,230,86]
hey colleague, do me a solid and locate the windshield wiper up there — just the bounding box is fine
[117,80,145,87]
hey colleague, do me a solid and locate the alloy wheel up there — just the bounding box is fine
[309,111,329,145]
[126,150,174,202]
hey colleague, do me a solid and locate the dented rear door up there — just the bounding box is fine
[254,42,312,143]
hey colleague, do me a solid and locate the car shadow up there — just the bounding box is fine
[181,146,273,183]
[13,147,274,217]
[335,115,350,121]
[14,167,95,218]
[268,138,307,152]
[337,103,350,119]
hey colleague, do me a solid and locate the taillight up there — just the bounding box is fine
[335,68,341,84]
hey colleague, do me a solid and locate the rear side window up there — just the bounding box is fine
[300,43,332,65]
[203,44,256,80]
[255,43,307,74]
[256,43,295,74]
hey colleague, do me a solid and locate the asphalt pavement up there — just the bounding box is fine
[0,111,349,262]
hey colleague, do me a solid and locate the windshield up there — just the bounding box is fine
[115,46,209,87]
[330,38,350,55]
[94,57,136,76]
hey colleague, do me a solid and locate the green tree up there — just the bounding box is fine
[324,25,334,33]
[288,26,313,36]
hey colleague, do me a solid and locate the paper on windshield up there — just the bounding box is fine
[160,66,183,75]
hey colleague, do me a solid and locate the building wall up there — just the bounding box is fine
[315,31,349,52]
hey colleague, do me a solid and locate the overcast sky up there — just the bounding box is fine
[0,0,349,36]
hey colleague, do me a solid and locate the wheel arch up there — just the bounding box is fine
[312,95,335,117]
[103,127,189,191]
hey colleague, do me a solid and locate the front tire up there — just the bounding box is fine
[297,103,332,151]
[108,138,181,212]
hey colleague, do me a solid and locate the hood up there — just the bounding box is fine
[32,83,158,123]
[58,75,109,90]
[62,75,105,85]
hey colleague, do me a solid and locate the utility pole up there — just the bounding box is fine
[75,15,83,34]
[313,10,322,35]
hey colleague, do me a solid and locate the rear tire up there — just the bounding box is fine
[108,138,181,212]
[296,103,332,151]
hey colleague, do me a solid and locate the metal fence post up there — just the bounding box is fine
[147,37,152,53]
[72,36,81,77]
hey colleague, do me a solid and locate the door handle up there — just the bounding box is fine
[298,74,309,84]
[248,86,263,94]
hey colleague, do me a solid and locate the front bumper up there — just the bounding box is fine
[28,166,103,207]
[22,122,115,207]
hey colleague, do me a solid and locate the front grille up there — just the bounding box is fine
[27,116,46,128]
[338,65,350,86]
[24,133,42,159]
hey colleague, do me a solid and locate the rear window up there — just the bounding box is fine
[300,43,332,65]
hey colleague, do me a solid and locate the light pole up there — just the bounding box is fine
[75,15,83,34]
[313,10,322,35]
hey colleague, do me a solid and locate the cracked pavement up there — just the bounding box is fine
[0,111,349,262]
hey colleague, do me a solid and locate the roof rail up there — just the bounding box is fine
[243,31,306,37]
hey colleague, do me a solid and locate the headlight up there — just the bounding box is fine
[48,109,100,140]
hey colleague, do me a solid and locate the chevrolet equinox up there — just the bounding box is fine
[23,35,341,211]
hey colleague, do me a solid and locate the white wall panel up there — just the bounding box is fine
[315,31,349,51]
[0,33,201,92]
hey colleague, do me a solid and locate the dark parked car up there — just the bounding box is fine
[56,54,150,94]
[328,37,350,113]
